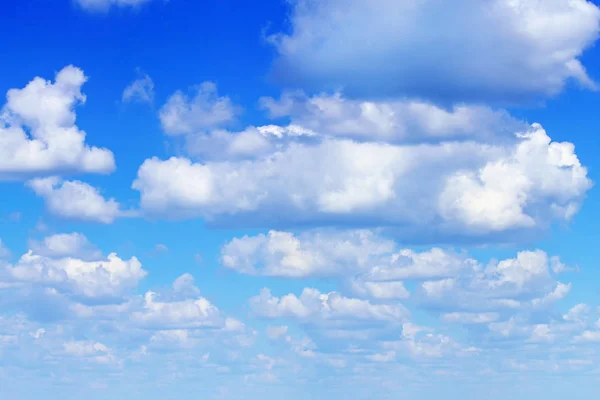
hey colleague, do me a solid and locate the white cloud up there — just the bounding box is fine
[260,91,526,143]
[133,123,590,237]
[379,323,474,360]
[220,231,574,316]
[269,0,600,102]
[6,248,146,299]
[28,233,101,259]
[249,288,409,324]
[132,291,223,329]
[564,304,591,323]
[159,82,238,136]
[171,273,201,298]
[438,124,591,232]
[221,230,393,278]
[0,270,258,389]
[0,65,115,180]
[419,250,570,312]
[75,0,153,12]
[362,247,473,281]
[184,125,315,161]
[122,71,154,104]
[28,177,123,224]
[531,282,572,308]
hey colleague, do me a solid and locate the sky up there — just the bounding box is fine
[1,0,600,399]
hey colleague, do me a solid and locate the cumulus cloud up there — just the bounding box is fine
[269,0,600,102]
[0,66,115,180]
[380,323,475,360]
[218,230,573,296]
[184,125,315,161]
[156,84,312,161]
[223,230,574,325]
[122,71,154,104]
[159,82,239,136]
[419,250,571,312]
[220,230,480,294]
[28,233,101,260]
[221,230,393,278]
[260,91,526,143]
[28,177,124,224]
[0,271,258,391]
[131,291,223,329]
[249,288,409,324]
[133,124,590,238]
[5,247,146,299]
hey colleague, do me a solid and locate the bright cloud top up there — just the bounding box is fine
[260,91,526,143]
[0,66,115,180]
[223,230,571,311]
[133,123,590,237]
[250,288,409,324]
[28,177,124,224]
[3,240,145,299]
[270,0,600,102]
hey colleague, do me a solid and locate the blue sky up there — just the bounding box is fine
[2,0,600,399]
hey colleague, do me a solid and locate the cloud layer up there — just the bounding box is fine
[270,0,600,102]
[133,123,590,239]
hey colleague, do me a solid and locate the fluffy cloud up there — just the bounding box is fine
[0,270,259,393]
[28,177,124,224]
[269,0,600,102]
[221,230,393,278]
[379,323,476,360]
[260,91,526,143]
[122,71,154,104]
[0,66,115,180]
[249,288,409,324]
[131,291,223,329]
[133,123,590,238]
[159,82,239,136]
[4,246,145,299]
[224,230,573,323]
[418,250,570,312]
[184,125,315,161]
[221,232,568,305]
[28,232,102,260]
